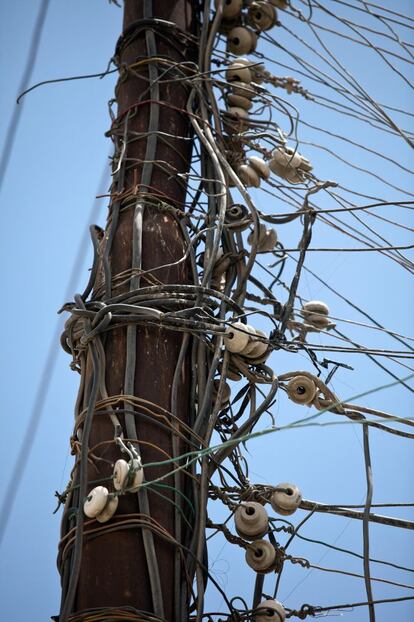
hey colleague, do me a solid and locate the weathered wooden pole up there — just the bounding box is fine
[58,2,197,620]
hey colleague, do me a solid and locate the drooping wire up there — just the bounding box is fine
[0,160,109,547]
[0,0,51,195]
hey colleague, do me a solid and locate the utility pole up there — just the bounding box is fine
[50,3,414,622]
[58,2,197,621]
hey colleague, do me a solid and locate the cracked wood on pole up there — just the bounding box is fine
[63,2,198,621]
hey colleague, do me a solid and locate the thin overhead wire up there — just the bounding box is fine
[21,1,413,621]
[0,0,51,195]
[0,161,109,547]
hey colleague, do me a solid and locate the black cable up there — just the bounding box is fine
[16,67,118,104]
[0,161,109,547]
[0,0,50,194]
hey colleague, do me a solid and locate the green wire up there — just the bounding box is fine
[150,482,196,515]
[136,372,414,487]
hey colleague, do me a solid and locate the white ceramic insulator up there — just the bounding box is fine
[286,375,317,405]
[242,339,261,358]
[302,300,329,316]
[269,149,294,182]
[260,228,277,252]
[235,502,269,540]
[128,458,144,492]
[230,81,255,99]
[270,482,302,514]
[96,494,119,523]
[227,106,249,120]
[226,62,252,83]
[248,156,270,180]
[285,148,303,168]
[237,324,258,355]
[214,0,242,19]
[299,155,313,171]
[269,160,302,183]
[255,599,286,622]
[272,147,303,171]
[286,170,303,184]
[270,483,302,516]
[248,224,277,253]
[270,152,302,182]
[269,159,287,180]
[238,164,260,188]
[224,321,250,353]
[247,2,277,32]
[244,342,268,360]
[225,108,249,133]
[245,324,259,338]
[242,328,269,358]
[84,486,109,518]
[247,222,265,246]
[248,223,277,252]
[269,149,287,169]
[235,57,253,66]
[228,26,257,55]
[245,539,276,573]
[227,93,253,110]
[113,459,129,491]
[305,313,331,329]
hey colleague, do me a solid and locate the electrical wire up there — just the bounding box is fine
[0,160,109,546]
[0,0,51,194]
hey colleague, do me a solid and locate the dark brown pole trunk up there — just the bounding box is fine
[59,2,197,621]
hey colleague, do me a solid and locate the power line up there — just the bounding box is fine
[0,0,50,194]
[0,161,109,546]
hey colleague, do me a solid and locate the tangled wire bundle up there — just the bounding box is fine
[55,2,414,621]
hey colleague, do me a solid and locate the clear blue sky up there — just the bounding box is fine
[0,1,413,620]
